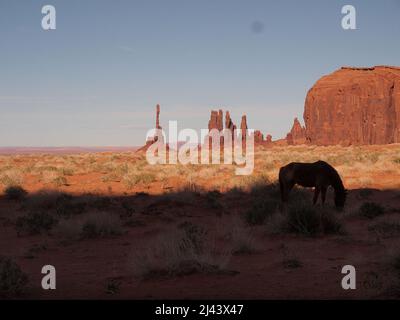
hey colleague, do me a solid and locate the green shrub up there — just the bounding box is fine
[4,186,27,200]
[359,202,385,219]
[0,257,29,297]
[16,212,58,235]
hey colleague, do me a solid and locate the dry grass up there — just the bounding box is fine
[131,226,232,279]
[0,144,399,195]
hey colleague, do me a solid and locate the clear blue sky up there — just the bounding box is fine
[0,0,399,146]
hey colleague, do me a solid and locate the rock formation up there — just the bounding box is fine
[286,117,306,145]
[156,104,161,130]
[240,115,248,142]
[138,104,164,152]
[254,130,264,143]
[208,110,223,131]
[304,65,400,145]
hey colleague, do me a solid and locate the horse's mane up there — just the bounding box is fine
[327,164,345,193]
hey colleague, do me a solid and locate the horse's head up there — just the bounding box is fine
[334,188,347,209]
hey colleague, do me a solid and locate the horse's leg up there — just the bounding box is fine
[321,186,327,206]
[313,187,320,205]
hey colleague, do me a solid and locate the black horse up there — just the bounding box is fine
[279,160,347,208]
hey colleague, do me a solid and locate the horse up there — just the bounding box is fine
[279,160,347,208]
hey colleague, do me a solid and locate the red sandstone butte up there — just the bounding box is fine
[304,66,400,145]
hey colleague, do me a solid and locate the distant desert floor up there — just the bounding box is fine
[1,144,400,299]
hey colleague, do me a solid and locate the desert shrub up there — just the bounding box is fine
[55,212,123,241]
[22,191,64,210]
[244,199,278,225]
[320,210,345,235]
[54,195,86,217]
[0,257,29,297]
[123,172,156,189]
[105,278,121,295]
[132,228,231,279]
[221,220,256,255]
[52,176,68,187]
[359,202,385,219]
[178,222,208,253]
[58,167,75,176]
[101,173,121,183]
[23,192,115,217]
[81,212,123,239]
[16,212,58,235]
[4,186,27,200]
[283,257,303,269]
[278,201,344,236]
[286,201,320,236]
[0,170,23,187]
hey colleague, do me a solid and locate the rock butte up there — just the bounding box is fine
[304,65,400,145]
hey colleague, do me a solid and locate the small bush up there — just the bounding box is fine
[4,186,27,200]
[320,210,345,235]
[283,258,303,269]
[123,173,156,189]
[0,257,29,297]
[178,222,208,253]
[0,170,23,187]
[286,202,320,236]
[359,202,385,219]
[16,212,58,235]
[105,278,121,295]
[81,212,123,239]
[221,219,256,255]
[53,176,68,187]
[277,200,344,237]
[132,228,231,279]
[244,199,278,225]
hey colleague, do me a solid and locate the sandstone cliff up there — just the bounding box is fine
[304,66,400,145]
